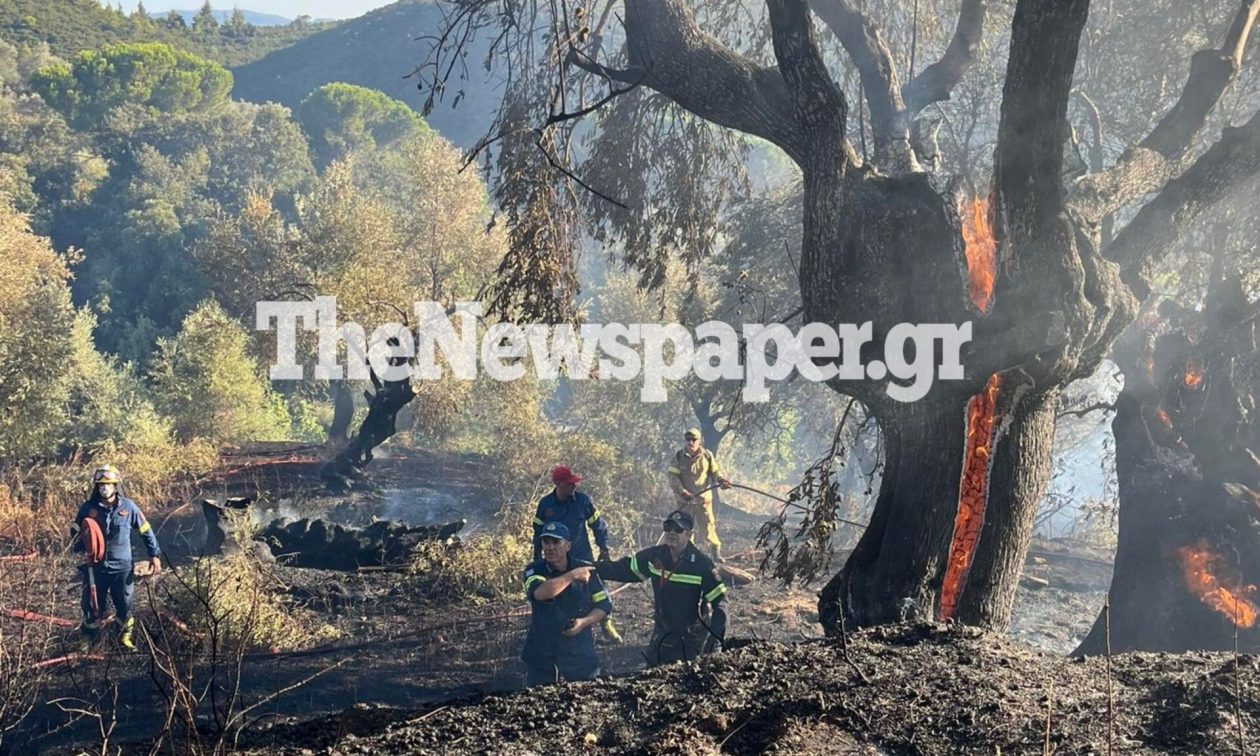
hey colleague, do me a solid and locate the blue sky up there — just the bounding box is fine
[108,0,396,21]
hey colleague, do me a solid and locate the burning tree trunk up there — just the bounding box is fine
[430,0,1260,631]
[1076,277,1260,654]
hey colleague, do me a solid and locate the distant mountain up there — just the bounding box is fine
[162,9,294,27]
[231,0,501,149]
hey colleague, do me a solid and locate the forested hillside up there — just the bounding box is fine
[231,0,500,149]
[0,0,332,67]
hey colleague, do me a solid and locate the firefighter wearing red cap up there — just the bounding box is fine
[72,464,162,650]
[532,465,609,564]
[532,465,620,642]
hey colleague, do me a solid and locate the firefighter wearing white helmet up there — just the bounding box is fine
[72,465,162,650]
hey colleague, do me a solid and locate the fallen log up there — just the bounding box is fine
[256,516,466,570]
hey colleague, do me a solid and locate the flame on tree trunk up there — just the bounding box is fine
[940,373,1003,620]
[961,196,997,313]
[1176,540,1259,628]
[938,194,1002,621]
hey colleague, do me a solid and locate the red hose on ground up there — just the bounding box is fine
[30,653,104,669]
[3,608,78,627]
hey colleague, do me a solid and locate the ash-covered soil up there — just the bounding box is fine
[238,623,1260,755]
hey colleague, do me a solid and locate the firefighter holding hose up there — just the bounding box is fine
[72,465,162,650]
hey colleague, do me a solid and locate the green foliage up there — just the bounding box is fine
[0,81,102,229]
[0,0,332,69]
[298,82,426,166]
[0,199,76,466]
[149,298,291,443]
[30,42,232,129]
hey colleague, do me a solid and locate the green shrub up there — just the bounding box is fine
[410,534,533,604]
[149,298,291,443]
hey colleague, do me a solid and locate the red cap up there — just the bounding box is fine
[551,465,583,485]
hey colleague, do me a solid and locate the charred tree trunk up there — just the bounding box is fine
[820,394,970,627]
[1076,279,1260,654]
[327,381,356,446]
[954,388,1058,628]
[321,349,416,494]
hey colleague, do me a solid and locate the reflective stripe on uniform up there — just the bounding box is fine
[667,465,680,474]
[524,574,546,588]
[138,521,152,534]
[587,510,601,525]
[704,583,728,603]
[646,563,703,586]
[629,554,647,580]
[532,517,545,526]
[592,590,608,603]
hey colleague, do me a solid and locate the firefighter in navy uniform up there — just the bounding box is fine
[597,510,728,664]
[531,464,622,642]
[521,521,614,686]
[72,465,162,650]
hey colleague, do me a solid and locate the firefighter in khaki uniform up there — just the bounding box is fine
[667,428,731,562]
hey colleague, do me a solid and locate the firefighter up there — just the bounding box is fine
[521,521,613,686]
[597,510,728,665]
[72,465,162,650]
[667,428,732,562]
[531,465,609,562]
[531,465,621,643]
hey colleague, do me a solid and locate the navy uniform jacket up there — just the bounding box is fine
[531,490,609,562]
[521,557,613,667]
[598,542,727,642]
[74,495,161,572]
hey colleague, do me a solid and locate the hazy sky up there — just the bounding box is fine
[110,0,397,20]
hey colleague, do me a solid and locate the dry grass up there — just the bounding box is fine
[162,552,340,652]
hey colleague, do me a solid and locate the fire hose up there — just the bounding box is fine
[79,517,106,620]
[691,481,870,529]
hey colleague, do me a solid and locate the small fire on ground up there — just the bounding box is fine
[1176,540,1258,628]
[940,373,1003,621]
[961,196,997,313]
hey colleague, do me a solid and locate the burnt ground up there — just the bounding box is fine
[235,624,1260,756]
[10,445,1134,754]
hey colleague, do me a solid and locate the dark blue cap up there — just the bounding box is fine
[539,521,571,541]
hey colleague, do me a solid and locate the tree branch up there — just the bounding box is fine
[609,0,810,164]
[994,0,1090,244]
[766,0,852,168]
[1106,109,1260,299]
[1069,0,1260,224]
[901,0,988,117]
[808,0,912,170]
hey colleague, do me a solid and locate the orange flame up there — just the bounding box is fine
[1184,359,1204,388]
[961,197,997,313]
[1176,541,1258,627]
[940,373,1003,621]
